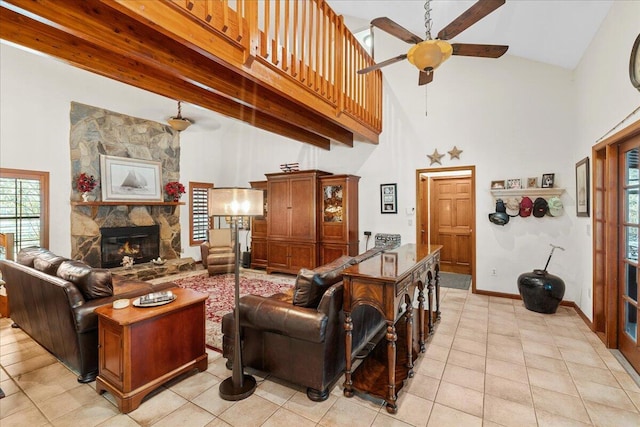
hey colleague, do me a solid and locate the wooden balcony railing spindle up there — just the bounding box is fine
[292,0,299,77]
[283,0,289,71]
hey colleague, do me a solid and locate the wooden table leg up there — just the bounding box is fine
[343,312,354,397]
[435,266,441,321]
[418,281,426,352]
[427,271,434,335]
[405,297,414,377]
[385,322,398,414]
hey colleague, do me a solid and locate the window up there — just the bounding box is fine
[190,182,213,246]
[0,168,49,254]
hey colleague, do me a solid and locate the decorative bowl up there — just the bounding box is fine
[151,258,166,266]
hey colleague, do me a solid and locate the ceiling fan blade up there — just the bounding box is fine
[358,54,408,74]
[371,17,423,44]
[419,70,434,86]
[452,43,508,58]
[437,0,506,40]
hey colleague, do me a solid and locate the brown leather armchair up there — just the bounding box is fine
[222,248,386,401]
[200,229,235,275]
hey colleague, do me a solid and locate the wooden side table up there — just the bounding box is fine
[95,287,208,413]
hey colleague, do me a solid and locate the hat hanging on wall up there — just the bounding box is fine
[505,197,521,217]
[519,197,533,217]
[547,197,564,216]
[488,199,509,225]
[167,101,192,132]
[532,197,548,218]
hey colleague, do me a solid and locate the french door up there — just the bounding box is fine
[619,139,640,371]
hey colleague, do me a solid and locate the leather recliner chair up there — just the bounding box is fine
[222,248,386,401]
[200,229,235,275]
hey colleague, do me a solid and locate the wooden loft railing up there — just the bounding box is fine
[0,0,382,149]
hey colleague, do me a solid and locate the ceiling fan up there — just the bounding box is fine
[358,0,509,85]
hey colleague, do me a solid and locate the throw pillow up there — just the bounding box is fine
[57,260,113,300]
[293,255,354,308]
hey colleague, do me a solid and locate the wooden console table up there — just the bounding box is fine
[342,244,442,413]
[95,287,208,413]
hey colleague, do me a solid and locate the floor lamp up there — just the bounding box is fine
[208,187,263,401]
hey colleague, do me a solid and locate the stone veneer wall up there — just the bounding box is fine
[70,102,182,267]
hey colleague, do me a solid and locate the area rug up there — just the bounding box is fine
[439,272,472,290]
[172,270,296,351]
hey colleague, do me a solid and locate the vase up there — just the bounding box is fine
[517,269,566,314]
[81,192,90,202]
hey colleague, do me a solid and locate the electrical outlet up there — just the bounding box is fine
[364,231,371,236]
[491,268,497,276]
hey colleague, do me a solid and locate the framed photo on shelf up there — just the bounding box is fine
[576,157,590,217]
[491,180,505,189]
[541,173,555,188]
[100,155,163,202]
[527,177,538,188]
[506,179,522,190]
[380,183,397,214]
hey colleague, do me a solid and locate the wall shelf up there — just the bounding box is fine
[71,201,184,218]
[490,188,565,199]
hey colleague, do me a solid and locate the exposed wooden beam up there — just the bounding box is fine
[2,0,350,148]
[0,6,330,149]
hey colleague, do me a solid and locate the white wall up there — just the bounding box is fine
[1,0,637,318]
[572,0,640,318]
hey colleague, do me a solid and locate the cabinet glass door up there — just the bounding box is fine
[323,185,343,222]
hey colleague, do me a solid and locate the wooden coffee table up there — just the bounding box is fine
[95,287,208,413]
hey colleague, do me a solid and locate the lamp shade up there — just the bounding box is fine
[208,188,264,217]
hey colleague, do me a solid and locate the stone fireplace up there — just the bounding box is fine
[69,102,182,267]
[100,225,159,268]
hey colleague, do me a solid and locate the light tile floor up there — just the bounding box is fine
[2,287,640,426]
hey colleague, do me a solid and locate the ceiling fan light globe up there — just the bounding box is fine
[436,40,453,62]
[168,117,192,131]
[408,41,445,71]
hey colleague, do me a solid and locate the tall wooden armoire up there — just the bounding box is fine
[266,170,330,274]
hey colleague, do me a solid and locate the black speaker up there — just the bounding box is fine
[241,252,251,268]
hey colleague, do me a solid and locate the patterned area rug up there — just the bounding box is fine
[172,270,296,351]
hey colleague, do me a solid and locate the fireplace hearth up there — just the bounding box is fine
[100,225,160,268]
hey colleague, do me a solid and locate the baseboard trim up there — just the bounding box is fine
[473,289,593,329]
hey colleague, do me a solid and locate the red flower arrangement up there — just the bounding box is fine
[76,173,97,193]
[165,181,185,201]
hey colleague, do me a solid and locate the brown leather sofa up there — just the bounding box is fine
[0,247,174,383]
[222,247,387,401]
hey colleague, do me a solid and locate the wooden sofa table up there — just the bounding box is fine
[342,244,442,414]
[95,287,208,413]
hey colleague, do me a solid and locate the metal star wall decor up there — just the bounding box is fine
[448,146,463,160]
[427,149,444,165]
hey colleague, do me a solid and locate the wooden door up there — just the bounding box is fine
[619,138,640,372]
[430,176,472,274]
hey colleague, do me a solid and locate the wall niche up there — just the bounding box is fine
[69,102,182,267]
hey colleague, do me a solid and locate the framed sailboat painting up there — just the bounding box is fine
[100,155,163,201]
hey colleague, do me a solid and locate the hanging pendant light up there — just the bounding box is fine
[168,101,192,132]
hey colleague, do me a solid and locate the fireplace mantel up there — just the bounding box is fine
[71,201,184,218]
